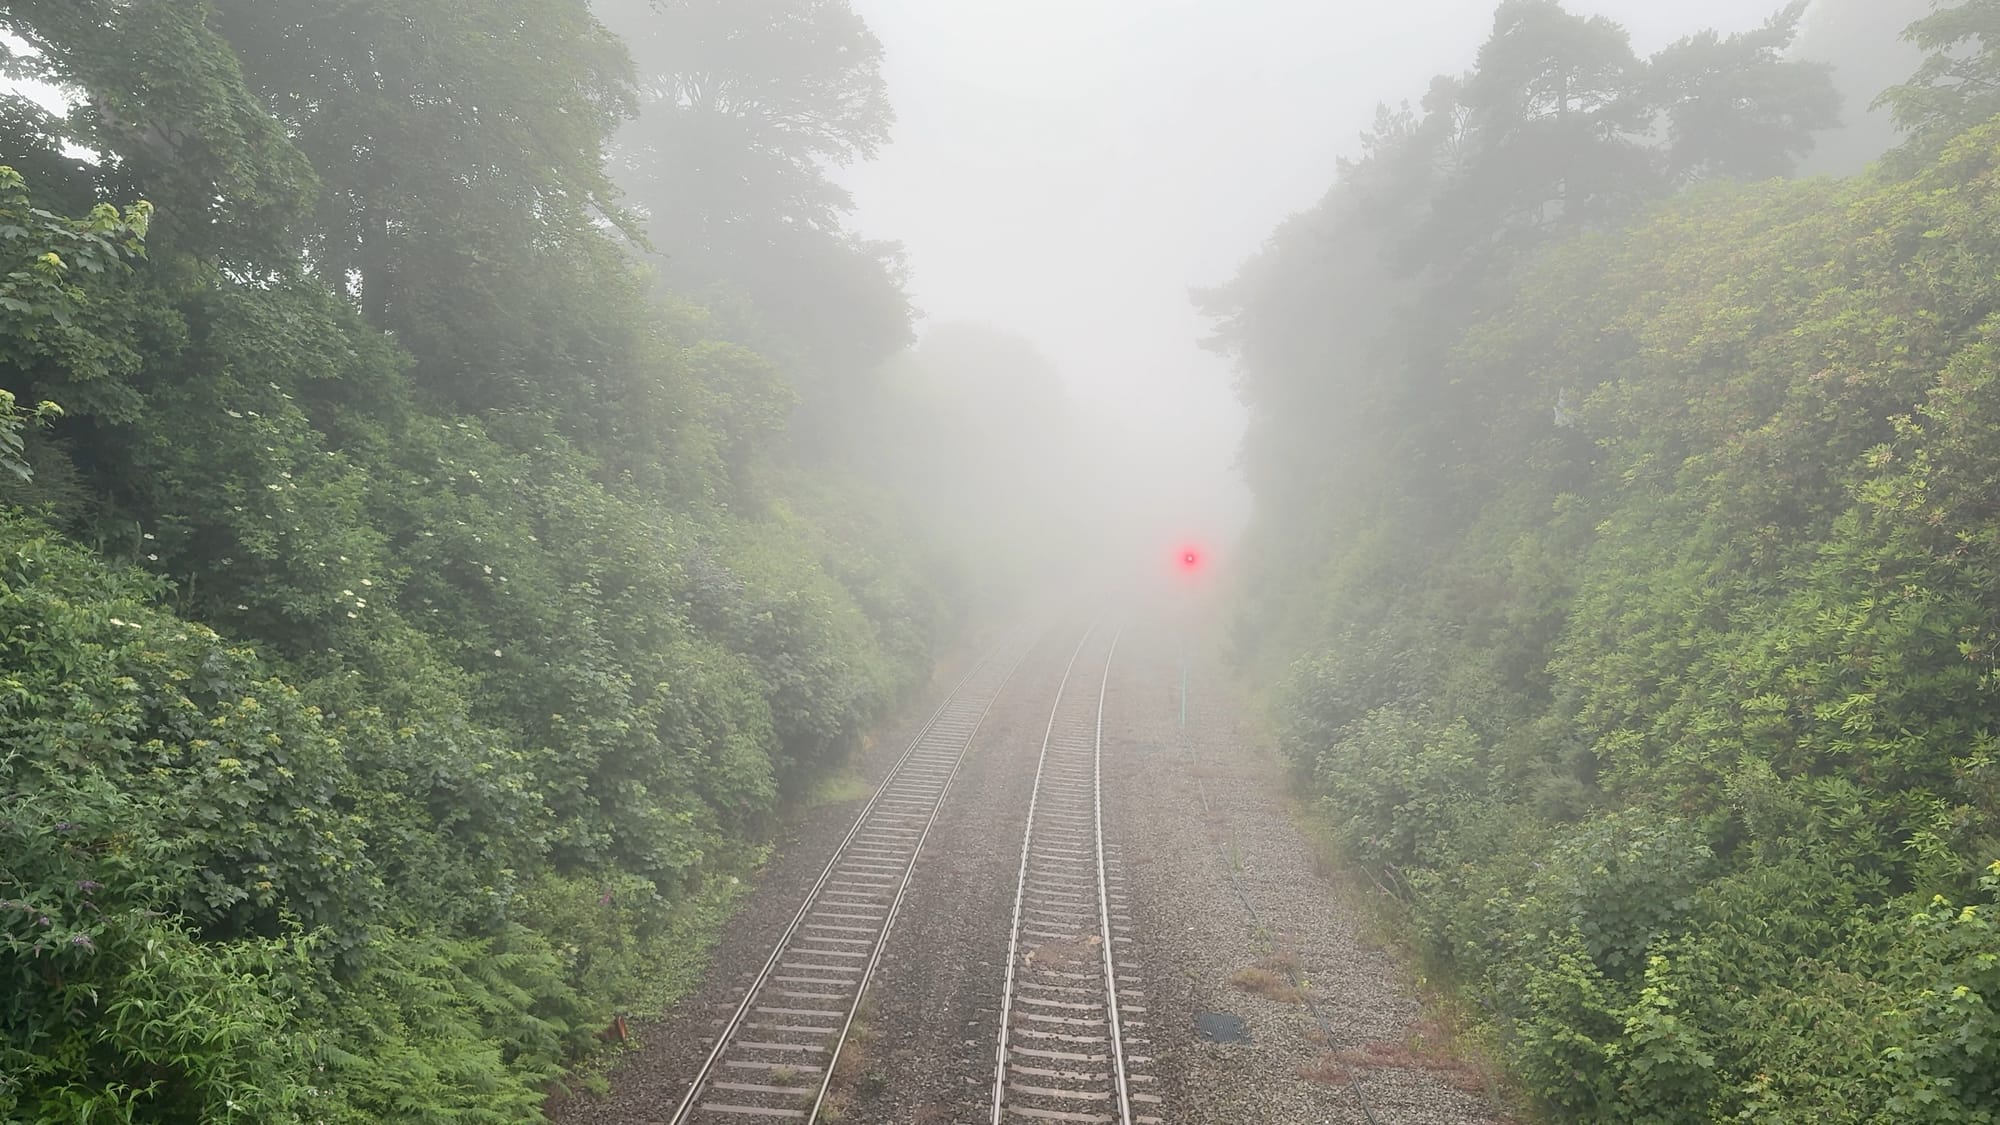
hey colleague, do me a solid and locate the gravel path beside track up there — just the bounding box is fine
[1104,619,1509,1125]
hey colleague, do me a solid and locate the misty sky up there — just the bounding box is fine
[839,0,1786,531]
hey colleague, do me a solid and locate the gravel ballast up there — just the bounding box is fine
[1103,618,1510,1125]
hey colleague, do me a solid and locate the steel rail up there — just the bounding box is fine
[990,624,1136,1125]
[990,625,1097,1125]
[1091,628,1132,1125]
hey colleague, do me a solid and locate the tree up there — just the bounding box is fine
[1439,0,1654,248]
[0,0,317,264]
[593,0,913,392]
[1415,1,1834,281]
[598,0,892,236]
[1883,0,2000,165]
[215,0,634,311]
[1648,3,1840,183]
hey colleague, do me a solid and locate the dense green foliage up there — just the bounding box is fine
[0,0,945,1119]
[1210,1,2000,1117]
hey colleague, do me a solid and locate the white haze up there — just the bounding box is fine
[838,0,1796,567]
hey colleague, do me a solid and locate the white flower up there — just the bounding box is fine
[225,410,243,419]
[236,604,248,611]
[341,590,354,598]
[360,579,373,587]
[146,554,159,561]
[142,533,155,540]
[482,564,492,575]
[266,484,282,491]
[492,649,503,657]
[109,617,126,627]
[346,612,358,619]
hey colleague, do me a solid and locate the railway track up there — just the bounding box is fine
[666,636,1033,1123]
[992,626,1162,1125]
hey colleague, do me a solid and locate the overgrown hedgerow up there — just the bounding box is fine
[1208,4,2000,1116]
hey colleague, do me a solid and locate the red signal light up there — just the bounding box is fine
[1177,546,1203,573]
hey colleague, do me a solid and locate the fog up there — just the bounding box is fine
[831,0,1792,575]
[4,0,1910,599]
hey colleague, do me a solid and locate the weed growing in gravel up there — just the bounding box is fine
[1299,1036,1487,1093]
[1229,966,1305,1005]
[1255,950,1303,976]
[821,994,884,1119]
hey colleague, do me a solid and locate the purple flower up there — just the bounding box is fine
[76,880,103,894]
[53,822,77,834]
[69,934,94,950]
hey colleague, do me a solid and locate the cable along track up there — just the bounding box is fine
[668,636,1032,1123]
[993,625,1161,1125]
